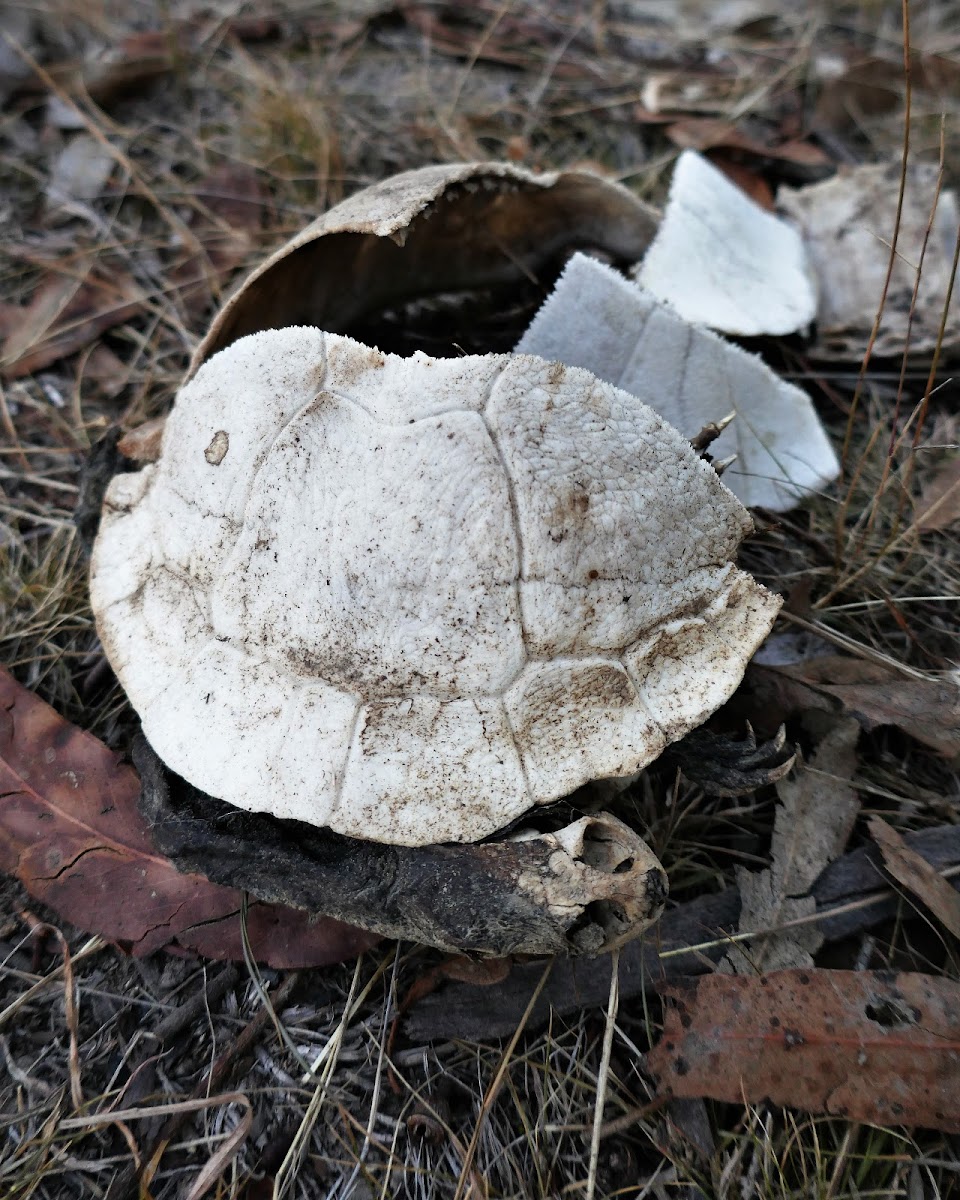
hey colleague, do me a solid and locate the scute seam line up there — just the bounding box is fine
[330,701,365,819]
[479,369,529,654]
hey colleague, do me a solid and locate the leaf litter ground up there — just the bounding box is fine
[2,2,960,1197]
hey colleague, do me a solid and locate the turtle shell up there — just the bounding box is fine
[90,327,780,846]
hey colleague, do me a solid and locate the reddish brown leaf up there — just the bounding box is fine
[869,817,960,939]
[0,668,378,967]
[0,263,145,379]
[80,344,129,400]
[705,154,775,210]
[190,163,267,234]
[117,415,167,463]
[664,117,831,169]
[648,969,960,1132]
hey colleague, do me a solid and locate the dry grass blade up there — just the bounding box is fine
[0,935,104,1032]
[586,947,619,1200]
[274,953,391,1198]
[16,914,83,1113]
[452,959,553,1200]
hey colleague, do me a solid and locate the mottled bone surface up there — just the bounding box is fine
[92,329,780,845]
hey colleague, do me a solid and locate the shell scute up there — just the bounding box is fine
[91,328,780,846]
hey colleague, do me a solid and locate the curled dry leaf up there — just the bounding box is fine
[721,719,860,974]
[869,816,960,940]
[747,657,960,758]
[0,668,377,967]
[663,119,831,177]
[778,163,960,359]
[648,968,960,1133]
[705,155,775,211]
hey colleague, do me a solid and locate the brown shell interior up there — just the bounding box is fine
[196,172,658,367]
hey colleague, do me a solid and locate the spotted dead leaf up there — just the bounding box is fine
[648,969,960,1132]
[0,668,377,966]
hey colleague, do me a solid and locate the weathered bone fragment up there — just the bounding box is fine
[635,149,818,336]
[136,739,668,957]
[518,253,839,511]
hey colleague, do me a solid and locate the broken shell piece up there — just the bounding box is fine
[518,815,669,954]
[517,253,839,511]
[778,162,960,359]
[91,327,781,847]
[635,149,818,336]
[192,160,659,372]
